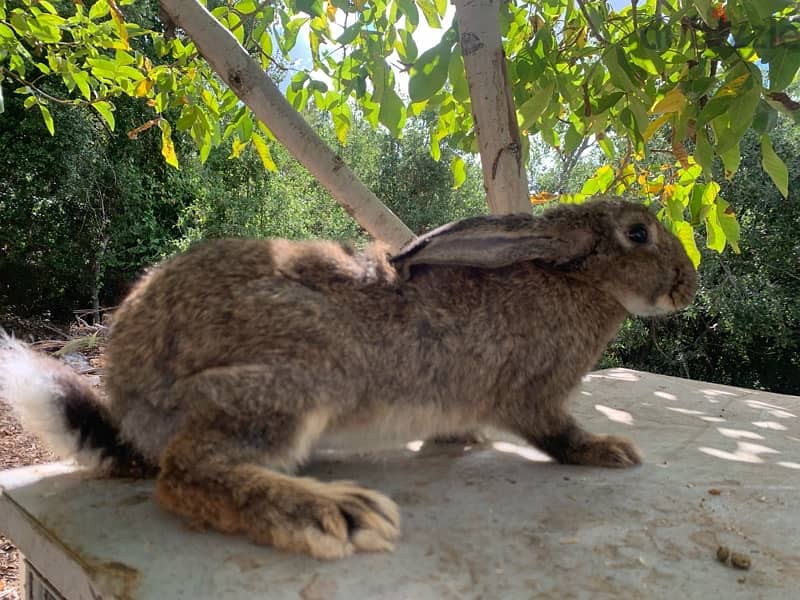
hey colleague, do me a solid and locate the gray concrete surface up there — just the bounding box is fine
[0,369,798,599]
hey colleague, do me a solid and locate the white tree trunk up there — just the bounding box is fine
[454,0,530,214]
[158,0,415,250]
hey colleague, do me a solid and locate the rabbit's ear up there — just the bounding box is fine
[391,214,596,279]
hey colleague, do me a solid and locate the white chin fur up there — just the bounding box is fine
[619,294,676,317]
[0,336,107,471]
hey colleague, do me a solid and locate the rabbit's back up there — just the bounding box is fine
[102,238,402,459]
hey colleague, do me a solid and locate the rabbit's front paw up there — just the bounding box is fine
[571,434,642,468]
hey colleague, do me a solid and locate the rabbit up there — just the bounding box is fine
[0,198,697,560]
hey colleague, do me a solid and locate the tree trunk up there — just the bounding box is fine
[454,0,531,214]
[158,1,415,251]
[91,234,110,325]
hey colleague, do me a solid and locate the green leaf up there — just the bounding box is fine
[294,0,324,18]
[378,86,405,136]
[719,144,740,178]
[448,48,468,102]
[28,15,61,43]
[92,101,115,131]
[602,46,636,92]
[39,104,54,135]
[409,40,451,102]
[697,95,734,127]
[716,198,740,253]
[768,46,800,91]
[694,128,714,177]
[594,164,614,193]
[593,92,625,115]
[752,100,778,134]
[761,135,789,198]
[451,156,466,189]
[397,29,418,63]
[397,0,419,28]
[234,0,258,15]
[692,0,714,25]
[89,0,109,20]
[338,23,361,45]
[704,202,725,253]
[417,0,441,28]
[517,81,554,131]
[673,221,700,268]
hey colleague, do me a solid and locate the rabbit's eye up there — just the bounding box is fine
[627,224,649,244]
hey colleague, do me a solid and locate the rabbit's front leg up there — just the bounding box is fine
[520,413,642,468]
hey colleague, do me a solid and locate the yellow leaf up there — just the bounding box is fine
[646,182,664,194]
[643,113,671,142]
[230,137,247,159]
[252,133,277,171]
[575,26,587,48]
[134,78,153,97]
[108,0,129,49]
[159,120,179,168]
[650,87,687,114]
[326,0,336,20]
[530,191,557,205]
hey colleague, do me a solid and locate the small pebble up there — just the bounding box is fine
[731,553,751,570]
[708,488,721,495]
[717,546,752,570]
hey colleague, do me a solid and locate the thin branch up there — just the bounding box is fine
[575,0,609,43]
[158,0,414,249]
[2,68,83,106]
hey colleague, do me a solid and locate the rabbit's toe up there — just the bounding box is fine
[295,481,400,559]
[574,434,643,468]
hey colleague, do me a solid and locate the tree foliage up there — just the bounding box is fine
[603,117,800,395]
[2,1,799,261]
[0,83,483,318]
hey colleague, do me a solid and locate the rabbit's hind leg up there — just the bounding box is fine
[155,426,400,559]
[153,365,399,559]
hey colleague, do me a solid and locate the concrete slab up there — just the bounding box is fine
[1,369,798,599]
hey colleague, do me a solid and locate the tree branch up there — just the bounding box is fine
[453,0,530,214]
[575,0,609,44]
[158,0,414,250]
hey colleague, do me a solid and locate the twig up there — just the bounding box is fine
[40,323,70,340]
[575,0,609,43]
[2,69,84,106]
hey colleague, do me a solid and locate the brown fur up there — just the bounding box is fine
[4,199,696,559]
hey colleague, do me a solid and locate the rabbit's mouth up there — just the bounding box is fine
[618,269,697,317]
[620,293,680,317]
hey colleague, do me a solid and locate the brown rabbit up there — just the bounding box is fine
[0,199,696,559]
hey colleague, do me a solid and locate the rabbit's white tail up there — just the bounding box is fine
[0,334,155,476]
